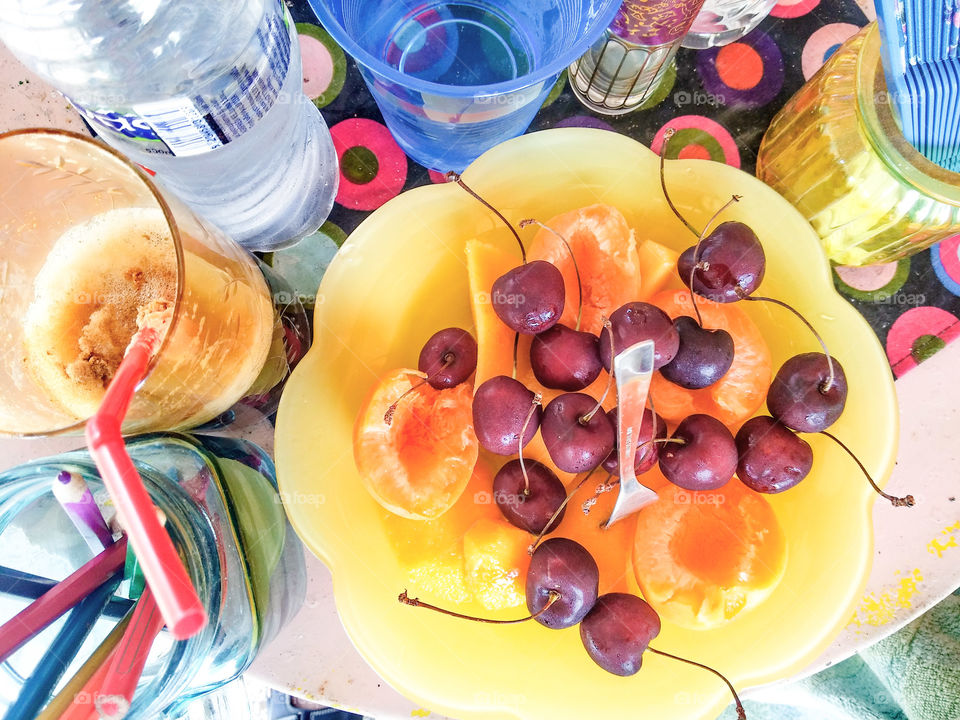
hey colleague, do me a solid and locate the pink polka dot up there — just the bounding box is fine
[886,307,960,377]
[835,262,898,291]
[678,144,712,161]
[771,0,821,19]
[299,34,335,99]
[651,115,741,169]
[331,118,408,211]
[801,24,861,80]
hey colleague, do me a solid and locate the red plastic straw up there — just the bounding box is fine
[85,327,206,640]
[93,588,165,720]
[0,538,126,664]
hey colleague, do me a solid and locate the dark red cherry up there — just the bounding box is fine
[472,376,540,455]
[491,260,565,335]
[677,221,765,303]
[767,352,847,433]
[735,415,813,494]
[660,315,734,390]
[602,406,667,476]
[659,316,735,389]
[526,537,599,629]
[493,459,567,535]
[418,327,478,389]
[579,593,661,676]
[598,302,679,371]
[659,414,738,491]
[530,324,602,391]
[540,393,615,474]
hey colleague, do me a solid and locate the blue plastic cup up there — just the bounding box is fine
[309,0,622,171]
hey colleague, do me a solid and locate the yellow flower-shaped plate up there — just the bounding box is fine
[275,128,898,720]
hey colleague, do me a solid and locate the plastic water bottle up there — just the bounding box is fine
[0,0,339,251]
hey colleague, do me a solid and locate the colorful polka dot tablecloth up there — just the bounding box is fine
[284,0,960,380]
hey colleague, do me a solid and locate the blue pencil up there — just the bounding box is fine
[0,565,132,620]
[3,575,121,720]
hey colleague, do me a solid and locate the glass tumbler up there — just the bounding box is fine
[756,24,960,266]
[569,0,706,115]
[0,433,306,718]
[682,0,779,50]
[0,130,276,436]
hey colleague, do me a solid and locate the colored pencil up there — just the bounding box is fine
[34,611,133,720]
[0,537,126,664]
[52,470,114,551]
[93,587,165,719]
[4,576,121,720]
[0,565,132,620]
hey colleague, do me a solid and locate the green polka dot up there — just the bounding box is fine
[296,23,347,109]
[541,71,567,108]
[268,222,346,308]
[663,127,725,163]
[341,146,379,184]
[911,334,946,363]
[319,220,348,248]
[833,258,911,302]
[637,61,676,111]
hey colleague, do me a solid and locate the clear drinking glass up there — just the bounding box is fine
[308,0,622,171]
[568,0,706,114]
[0,434,306,718]
[0,130,276,436]
[756,24,960,265]
[681,0,779,50]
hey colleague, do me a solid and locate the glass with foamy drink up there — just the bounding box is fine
[0,130,275,436]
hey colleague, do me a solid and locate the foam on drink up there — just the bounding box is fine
[23,207,178,420]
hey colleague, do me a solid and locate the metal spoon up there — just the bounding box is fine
[606,339,659,526]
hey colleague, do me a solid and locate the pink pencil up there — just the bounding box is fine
[91,587,165,720]
[0,538,126,664]
[52,470,114,551]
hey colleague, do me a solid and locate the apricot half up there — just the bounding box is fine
[354,368,478,519]
[632,482,787,629]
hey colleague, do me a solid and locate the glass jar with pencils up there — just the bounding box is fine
[0,434,305,719]
[756,23,960,266]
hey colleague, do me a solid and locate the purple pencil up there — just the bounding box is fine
[52,471,114,551]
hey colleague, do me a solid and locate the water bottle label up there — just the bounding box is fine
[67,1,292,157]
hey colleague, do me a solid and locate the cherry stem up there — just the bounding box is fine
[819,431,915,507]
[743,294,836,392]
[647,647,746,720]
[658,128,701,238]
[581,319,614,424]
[512,331,520,381]
[519,393,543,496]
[384,356,454,425]
[688,195,741,328]
[520,218,583,331]
[528,465,602,554]
[399,589,560,624]
[447,172,525,264]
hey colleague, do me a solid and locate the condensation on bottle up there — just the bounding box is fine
[0,0,339,250]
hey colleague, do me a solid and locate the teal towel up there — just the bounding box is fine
[718,589,960,720]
